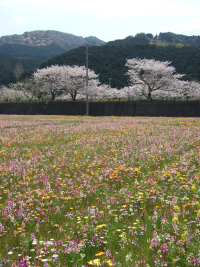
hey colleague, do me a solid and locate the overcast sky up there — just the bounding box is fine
[1,0,200,42]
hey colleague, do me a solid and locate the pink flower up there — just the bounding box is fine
[160,243,168,254]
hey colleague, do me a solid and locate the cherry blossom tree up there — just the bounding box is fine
[89,84,120,101]
[60,65,99,101]
[33,65,66,101]
[126,58,187,99]
[117,85,140,100]
[185,81,200,99]
[10,78,41,101]
[23,78,43,100]
[33,65,99,101]
[0,85,24,102]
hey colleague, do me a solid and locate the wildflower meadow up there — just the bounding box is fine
[0,115,200,267]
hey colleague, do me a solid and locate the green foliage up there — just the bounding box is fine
[0,42,65,61]
[158,32,200,48]
[40,43,200,88]
[1,31,200,87]
[0,43,65,85]
[0,55,40,85]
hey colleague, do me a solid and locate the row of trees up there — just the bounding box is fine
[1,34,200,87]
[40,43,200,88]
[1,59,200,102]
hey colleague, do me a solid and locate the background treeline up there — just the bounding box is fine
[0,42,65,60]
[0,43,66,85]
[40,42,200,88]
[157,32,200,48]
[1,32,200,87]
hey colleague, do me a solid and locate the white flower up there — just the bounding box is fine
[125,252,132,262]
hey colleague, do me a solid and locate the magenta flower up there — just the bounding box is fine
[160,243,168,254]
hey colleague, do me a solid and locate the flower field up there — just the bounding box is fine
[0,115,200,267]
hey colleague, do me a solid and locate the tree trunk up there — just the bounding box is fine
[51,93,56,101]
[147,91,151,99]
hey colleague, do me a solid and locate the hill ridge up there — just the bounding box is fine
[0,30,105,51]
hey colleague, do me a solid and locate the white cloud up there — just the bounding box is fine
[44,0,200,18]
[12,16,24,24]
[2,0,200,18]
[161,20,200,35]
[93,0,200,18]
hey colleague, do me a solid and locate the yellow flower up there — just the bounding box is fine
[88,258,101,266]
[105,259,115,266]
[173,206,179,212]
[95,224,107,231]
[191,185,197,191]
[172,217,179,225]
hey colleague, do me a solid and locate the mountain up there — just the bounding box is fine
[0,30,105,85]
[1,31,200,87]
[106,32,200,48]
[0,30,105,51]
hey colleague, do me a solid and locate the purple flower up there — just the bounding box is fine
[160,243,168,254]
[194,259,199,267]
[0,223,5,233]
[52,240,57,247]
[2,209,7,217]
[58,239,63,246]
[151,239,157,248]
[105,249,112,257]
[31,233,35,241]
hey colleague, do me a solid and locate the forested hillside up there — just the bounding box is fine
[0,42,66,61]
[1,31,200,87]
[0,30,105,85]
[0,43,65,85]
[157,32,200,48]
[104,32,200,48]
[39,43,200,88]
